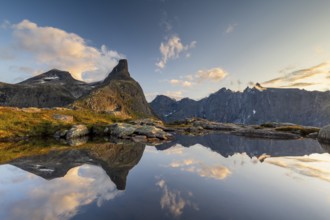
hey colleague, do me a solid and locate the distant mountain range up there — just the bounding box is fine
[0,59,154,118]
[2,61,330,126]
[150,83,330,126]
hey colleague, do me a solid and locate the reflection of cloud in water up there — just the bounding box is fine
[156,178,198,218]
[266,154,330,182]
[170,160,231,180]
[164,144,231,180]
[164,144,186,155]
[4,164,121,220]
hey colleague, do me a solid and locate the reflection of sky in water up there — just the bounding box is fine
[1,142,330,220]
[143,144,330,219]
[0,164,121,220]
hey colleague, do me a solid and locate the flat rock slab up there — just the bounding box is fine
[232,128,301,139]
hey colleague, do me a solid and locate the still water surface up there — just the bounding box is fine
[0,134,330,220]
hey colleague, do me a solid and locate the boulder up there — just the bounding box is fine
[318,125,330,143]
[135,125,172,140]
[66,124,89,139]
[108,123,136,138]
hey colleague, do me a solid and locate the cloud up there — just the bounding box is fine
[2,164,121,220]
[159,11,173,32]
[170,79,193,87]
[9,19,124,81]
[169,67,228,88]
[225,23,238,34]
[266,154,330,182]
[156,178,198,218]
[196,68,228,82]
[262,62,330,89]
[156,35,196,69]
[161,90,184,100]
[169,159,231,180]
[280,82,316,88]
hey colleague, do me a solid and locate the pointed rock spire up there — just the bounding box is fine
[103,59,131,83]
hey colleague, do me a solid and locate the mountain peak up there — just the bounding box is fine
[104,59,131,83]
[254,82,266,91]
[18,69,78,85]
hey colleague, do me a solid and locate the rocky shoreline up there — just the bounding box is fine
[2,112,329,146]
[41,117,326,146]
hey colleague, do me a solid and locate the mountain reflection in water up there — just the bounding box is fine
[0,134,330,220]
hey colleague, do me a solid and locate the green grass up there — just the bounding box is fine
[0,107,123,140]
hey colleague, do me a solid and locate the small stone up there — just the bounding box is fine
[66,124,89,139]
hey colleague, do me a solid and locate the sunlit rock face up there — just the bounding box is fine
[0,59,154,119]
[150,87,330,126]
[71,59,155,118]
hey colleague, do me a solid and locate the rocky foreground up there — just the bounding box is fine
[47,117,327,146]
[1,103,328,146]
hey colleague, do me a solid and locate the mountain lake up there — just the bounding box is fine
[0,133,330,220]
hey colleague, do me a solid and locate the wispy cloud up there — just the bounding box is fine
[280,82,316,88]
[4,19,124,81]
[266,154,330,182]
[156,178,198,218]
[169,67,228,88]
[156,35,196,69]
[169,79,193,87]
[225,23,238,34]
[169,159,231,180]
[159,11,173,32]
[196,68,228,82]
[262,62,330,89]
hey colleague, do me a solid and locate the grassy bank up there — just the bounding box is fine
[0,107,123,140]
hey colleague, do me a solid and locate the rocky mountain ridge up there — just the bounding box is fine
[71,59,154,117]
[150,85,330,127]
[0,59,154,119]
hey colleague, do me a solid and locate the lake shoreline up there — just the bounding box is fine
[0,107,323,146]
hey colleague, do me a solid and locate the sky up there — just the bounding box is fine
[0,0,330,101]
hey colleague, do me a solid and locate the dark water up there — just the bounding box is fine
[1,134,330,220]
